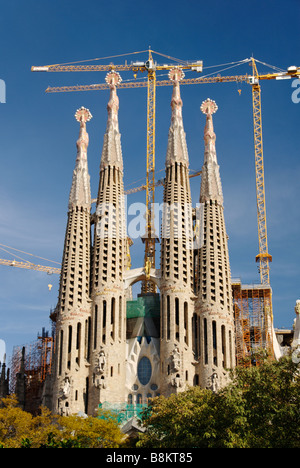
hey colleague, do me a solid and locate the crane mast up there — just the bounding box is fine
[250,58,273,286]
[142,51,158,293]
[250,58,274,354]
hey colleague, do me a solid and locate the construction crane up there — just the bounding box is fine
[0,258,61,275]
[32,51,300,295]
[0,244,61,275]
[32,49,203,294]
[125,169,202,194]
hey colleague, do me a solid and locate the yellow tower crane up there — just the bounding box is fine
[32,49,203,293]
[0,243,61,275]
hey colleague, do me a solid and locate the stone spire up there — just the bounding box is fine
[89,71,127,412]
[160,69,195,396]
[200,99,223,205]
[194,99,235,391]
[51,108,92,416]
[165,68,189,167]
[100,71,123,171]
[69,107,92,210]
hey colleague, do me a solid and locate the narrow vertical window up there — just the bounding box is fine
[167,295,170,340]
[111,297,115,340]
[204,318,208,365]
[68,325,72,353]
[87,317,91,361]
[175,297,179,341]
[221,325,226,368]
[67,326,72,370]
[119,296,122,340]
[102,300,107,343]
[184,302,188,345]
[103,300,107,329]
[94,305,98,349]
[76,322,81,367]
[212,320,217,366]
[175,298,179,325]
[161,296,165,339]
[212,321,217,350]
[198,315,201,357]
[76,322,81,350]
[192,313,197,357]
[59,330,63,376]
[85,377,89,414]
[229,329,233,368]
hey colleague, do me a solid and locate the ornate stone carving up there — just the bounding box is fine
[61,376,71,397]
[171,374,183,388]
[206,371,219,392]
[170,344,181,373]
[95,347,106,375]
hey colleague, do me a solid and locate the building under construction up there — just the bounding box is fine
[1,52,299,419]
[6,328,54,415]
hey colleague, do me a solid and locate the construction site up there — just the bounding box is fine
[0,50,299,420]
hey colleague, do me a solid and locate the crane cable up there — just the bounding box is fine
[0,243,61,265]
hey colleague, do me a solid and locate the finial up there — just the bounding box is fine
[75,106,93,123]
[168,68,185,83]
[105,71,122,87]
[201,98,218,116]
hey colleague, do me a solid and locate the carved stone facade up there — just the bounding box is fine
[51,107,93,416]
[194,99,236,390]
[50,74,236,416]
[160,72,195,396]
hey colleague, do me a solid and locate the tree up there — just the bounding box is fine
[138,355,300,448]
[138,386,244,448]
[0,395,123,448]
[224,354,300,448]
[0,395,34,448]
[57,410,124,448]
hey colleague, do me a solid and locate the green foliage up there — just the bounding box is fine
[0,395,123,448]
[138,355,300,448]
[1,356,299,448]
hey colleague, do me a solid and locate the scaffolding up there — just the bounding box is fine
[99,401,146,425]
[9,328,54,414]
[232,280,273,366]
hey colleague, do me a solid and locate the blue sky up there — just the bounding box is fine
[0,0,299,361]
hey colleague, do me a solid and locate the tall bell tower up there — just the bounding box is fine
[52,107,92,415]
[194,99,235,391]
[160,69,195,396]
[88,72,127,413]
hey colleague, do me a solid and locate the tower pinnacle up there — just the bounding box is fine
[69,106,92,210]
[200,98,223,205]
[165,68,189,167]
[195,99,235,390]
[100,71,123,171]
[52,107,92,416]
[75,106,92,159]
[160,70,194,396]
[89,71,127,411]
